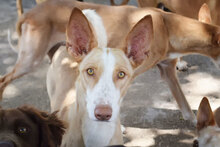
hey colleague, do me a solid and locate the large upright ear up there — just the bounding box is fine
[66,8,96,62]
[19,106,66,147]
[198,3,212,24]
[197,97,215,131]
[126,15,153,67]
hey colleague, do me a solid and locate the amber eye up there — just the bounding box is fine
[118,71,125,79]
[17,126,28,134]
[87,68,94,76]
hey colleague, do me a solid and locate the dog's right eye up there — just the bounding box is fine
[87,68,94,76]
[17,126,29,134]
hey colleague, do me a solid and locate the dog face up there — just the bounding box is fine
[0,106,65,147]
[195,97,220,147]
[79,47,134,122]
[66,8,153,122]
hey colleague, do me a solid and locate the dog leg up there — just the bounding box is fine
[0,56,43,100]
[0,23,52,100]
[176,58,189,72]
[157,59,196,124]
[16,0,23,17]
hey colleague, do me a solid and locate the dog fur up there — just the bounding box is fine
[111,0,220,25]
[0,106,65,147]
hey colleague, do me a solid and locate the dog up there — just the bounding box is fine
[2,0,220,123]
[193,97,220,147]
[46,7,153,146]
[111,1,210,72]
[116,0,220,25]
[0,106,65,147]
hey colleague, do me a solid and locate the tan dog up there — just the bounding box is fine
[47,7,154,146]
[111,0,218,71]
[195,97,220,147]
[113,0,220,25]
[2,0,220,123]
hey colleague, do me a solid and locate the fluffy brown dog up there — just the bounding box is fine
[0,106,65,147]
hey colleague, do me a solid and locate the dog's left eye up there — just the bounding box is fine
[118,71,126,79]
[17,127,28,134]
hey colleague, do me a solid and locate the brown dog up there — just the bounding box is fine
[0,106,65,147]
[2,0,220,123]
[195,97,220,147]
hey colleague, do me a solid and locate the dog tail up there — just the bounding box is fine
[7,29,18,53]
[157,3,172,12]
[16,14,27,36]
[110,0,129,6]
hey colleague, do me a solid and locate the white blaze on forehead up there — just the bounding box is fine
[83,9,107,48]
[86,48,121,122]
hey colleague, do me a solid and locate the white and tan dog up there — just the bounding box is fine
[47,8,153,146]
[195,97,220,147]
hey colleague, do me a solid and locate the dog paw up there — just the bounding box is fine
[176,60,190,72]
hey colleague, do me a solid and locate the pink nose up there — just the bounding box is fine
[94,105,112,121]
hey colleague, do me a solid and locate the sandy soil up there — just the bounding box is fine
[1,0,220,146]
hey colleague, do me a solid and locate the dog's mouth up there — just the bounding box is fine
[94,119,111,122]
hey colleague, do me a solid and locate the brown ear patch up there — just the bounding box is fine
[197,97,215,131]
[18,106,66,147]
[126,15,153,68]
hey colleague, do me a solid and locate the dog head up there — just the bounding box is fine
[0,106,65,147]
[195,97,220,147]
[66,8,153,122]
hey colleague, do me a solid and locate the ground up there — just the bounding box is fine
[0,0,220,146]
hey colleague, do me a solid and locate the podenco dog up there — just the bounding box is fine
[2,0,220,123]
[47,8,154,146]
[111,0,220,25]
[111,1,216,71]
[194,97,220,147]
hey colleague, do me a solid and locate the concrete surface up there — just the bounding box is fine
[0,0,220,146]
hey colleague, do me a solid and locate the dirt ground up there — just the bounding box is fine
[1,0,220,146]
